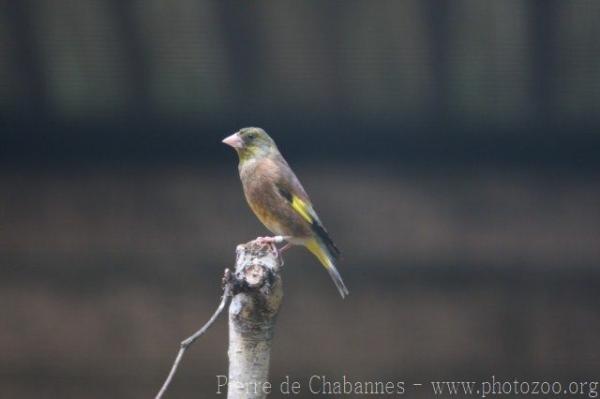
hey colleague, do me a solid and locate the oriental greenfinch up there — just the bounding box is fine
[223,127,348,298]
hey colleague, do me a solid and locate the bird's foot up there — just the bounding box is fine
[279,242,293,253]
[256,236,285,244]
[255,236,280,257]
[255,236,289,258]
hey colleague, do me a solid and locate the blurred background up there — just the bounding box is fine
[2,1,600,398]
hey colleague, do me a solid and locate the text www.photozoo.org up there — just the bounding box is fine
[216,375,599,397]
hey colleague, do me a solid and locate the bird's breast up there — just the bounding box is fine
[239,159,311,238]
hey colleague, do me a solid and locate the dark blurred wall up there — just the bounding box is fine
[1,2,599,399]
[1,0,599,167]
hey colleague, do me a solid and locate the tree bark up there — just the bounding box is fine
[227,241,283,399]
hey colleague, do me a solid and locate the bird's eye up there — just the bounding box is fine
[248,133,256,140]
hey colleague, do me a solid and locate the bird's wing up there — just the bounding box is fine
[275,168,340,259]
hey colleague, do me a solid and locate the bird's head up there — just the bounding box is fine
[222,127,278,161]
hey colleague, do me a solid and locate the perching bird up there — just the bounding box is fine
[222,127,349,298]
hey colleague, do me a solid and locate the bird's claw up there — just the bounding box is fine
[256,236,284,244]
[255,236,283,256]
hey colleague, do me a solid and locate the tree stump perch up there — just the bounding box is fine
[155,239,283,399]
[227,241,283,399]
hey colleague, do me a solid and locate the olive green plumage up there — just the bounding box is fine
[223,127,349,298]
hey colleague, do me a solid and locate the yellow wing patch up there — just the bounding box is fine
[291,195,314,224]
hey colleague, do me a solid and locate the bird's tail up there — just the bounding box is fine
[306,238,349,299]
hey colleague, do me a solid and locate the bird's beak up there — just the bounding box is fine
[222,132,244,149]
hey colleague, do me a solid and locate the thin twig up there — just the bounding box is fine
[155,275,232,399]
